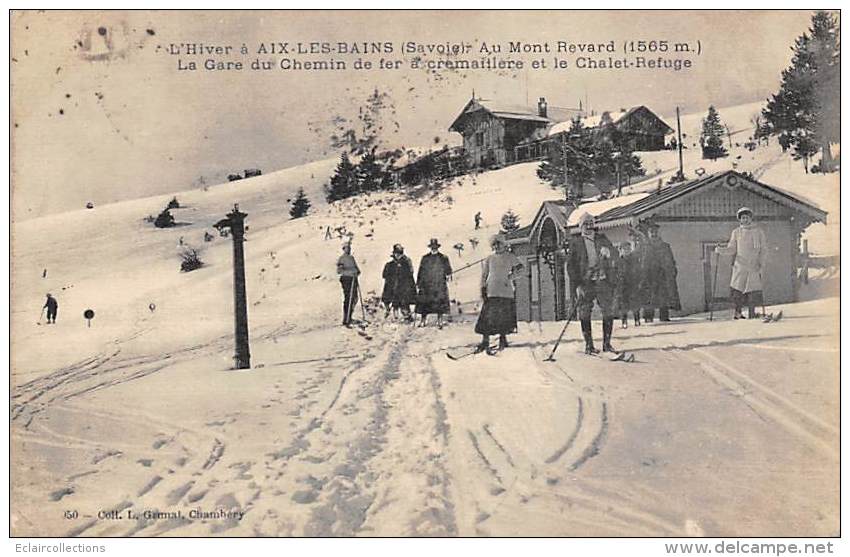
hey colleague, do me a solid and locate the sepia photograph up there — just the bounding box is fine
[9,9,841,541]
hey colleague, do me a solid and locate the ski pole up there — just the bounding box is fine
[544,297,579,362]
[37,306,45,325]
[451,257,488,276]
[356,279,367,322]
[709,251,721,321]
[346,277,357,324]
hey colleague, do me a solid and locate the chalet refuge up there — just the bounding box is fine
[448,96,673,170]
[504,170,827,321]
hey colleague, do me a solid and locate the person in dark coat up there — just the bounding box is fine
[43,293,58,324]
[614,241,643,328]
[416,238,452,328]
[567,213,618,354]
[475,235,523,352]
[629,227,649,322]
[381,244,417,320]
[641,223,681,322]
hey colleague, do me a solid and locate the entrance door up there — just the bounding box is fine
[702,241,733,312]
[553,251,567,320]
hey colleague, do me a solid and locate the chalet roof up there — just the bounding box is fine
[548,105,673,137]
[565,191,651,227]
[590,171,828,230]
[504,224,533,241]
[506,200,573,245]
[508,171,827,244]
[549,108,632,135]
[449,98,582,131]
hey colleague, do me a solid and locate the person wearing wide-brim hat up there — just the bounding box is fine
[474,235,524,352]
[715,207,768,319]
[416,238,452,328]
[381,244,417,321]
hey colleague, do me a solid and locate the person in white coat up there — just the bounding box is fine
[715,207,768,319]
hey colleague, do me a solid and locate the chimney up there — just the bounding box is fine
[538,97,548,118]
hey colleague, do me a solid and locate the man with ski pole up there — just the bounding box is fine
[567,213,618,355]
[336,242,361,327]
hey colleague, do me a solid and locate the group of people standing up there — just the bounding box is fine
[612,220,681,328]
[567,213,681,355]
[336,205,768,358]
[336,238,453,328]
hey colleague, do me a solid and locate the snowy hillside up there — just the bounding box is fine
[10,102,839,537]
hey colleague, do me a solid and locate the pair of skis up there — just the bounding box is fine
[762,310,784,323]
[584,349,636,362]
[345,319,374,340]
[445,343,502,360]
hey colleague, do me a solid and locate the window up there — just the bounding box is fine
[475,132,484,147]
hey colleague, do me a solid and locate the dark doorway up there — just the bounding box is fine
[702,241,733,312]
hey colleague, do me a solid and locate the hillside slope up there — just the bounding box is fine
[10,102,839,537]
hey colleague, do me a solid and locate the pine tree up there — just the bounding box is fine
[537,117,596,199]
[326,153,358,201]
[500,209,520,232]
[700,106,728,161]
[762,11,839,173]
[330,88,397,158]
[154,208,175,228]
[356,148,386,192]
[289,187,311,219]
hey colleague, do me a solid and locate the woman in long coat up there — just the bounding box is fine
[614,241,643,327]
[416,238,452,328]
[641,223,681,321]
[715,206,768,319]
[381,244,417,320]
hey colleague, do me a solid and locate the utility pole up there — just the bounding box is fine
[674,106,686,182]
[561,132,570,201]
[214,204,251,369]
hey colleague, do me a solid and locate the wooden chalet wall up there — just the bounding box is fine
[512,175,814,321]
[458,112,550,168]
[460,112,505,168]
[615,106,671,151]
[647,182,802,313]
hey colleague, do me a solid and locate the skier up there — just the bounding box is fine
[641,222,681,322]
[416,238,452,328]
[381,244,417,321]
[474,235,523,353]
[474,212,482,230]
[615,241,642,328]
[43,293,58,324]
[336,242,361,326]
[715,207,768,319]
[567,213,618,354]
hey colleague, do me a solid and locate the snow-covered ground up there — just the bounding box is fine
[10,103,839,537]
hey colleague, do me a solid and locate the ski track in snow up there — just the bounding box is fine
[669,347,838,460]
[10,119,839,536]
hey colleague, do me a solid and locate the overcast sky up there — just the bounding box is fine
[11,10,817,220]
